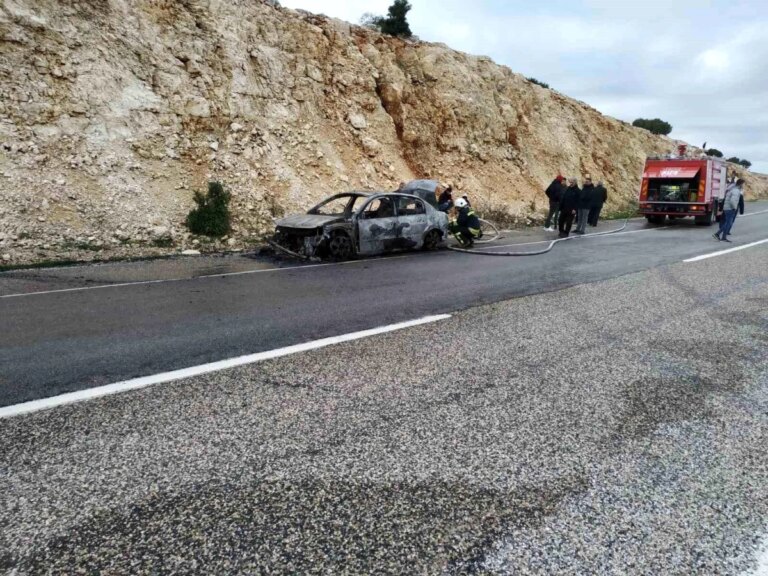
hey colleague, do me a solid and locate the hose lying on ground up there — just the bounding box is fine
[473,218,502,244]
[447,218,630,256]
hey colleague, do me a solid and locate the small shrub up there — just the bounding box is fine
[632,118,673,136]
[477,204,519,229]
[726,156,741,164]
[706,148,723,158]
[527,77,550,89]
[186,181,231,237]
[739,159,752,169]
[361,0,413,38]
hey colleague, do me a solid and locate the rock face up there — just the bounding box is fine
[0,0,766,265]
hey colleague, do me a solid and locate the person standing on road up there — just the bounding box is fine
[544,175,564,232]
[558,178,580,238]
[575,176,594,234]
[589,180,608,227]
[714,179,744,242]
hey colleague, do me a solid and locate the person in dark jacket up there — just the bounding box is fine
[437,185,454,212]
[558,178,580,238]
[544,175,564,231]
[450,197,481,247]
[575,177,594,234]
[588,180,608,226]
[734,189,745,223]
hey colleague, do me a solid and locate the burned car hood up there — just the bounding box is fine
[275,214,344,229]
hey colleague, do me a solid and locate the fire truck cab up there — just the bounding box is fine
[638,145,728,226]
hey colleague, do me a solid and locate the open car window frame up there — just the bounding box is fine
[397,197,426,216]
[310,194,363,216]
[360,196,396,219]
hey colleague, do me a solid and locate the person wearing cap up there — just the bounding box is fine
[544,175,564,232]
[449,197,482,247]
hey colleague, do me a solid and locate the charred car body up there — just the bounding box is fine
[273,192,448,259]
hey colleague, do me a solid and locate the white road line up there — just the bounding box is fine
[684,238,768,263]
[0,255,411,299]
[0,314,451,419]
[476,225,669,251]
[743,208,768,218]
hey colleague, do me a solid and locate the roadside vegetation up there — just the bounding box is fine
[361,0,413,37]
[706,149,751,169]
[186,181,232,237]
[727,156,752,169]
[527,78,550,89]
[632,118,673,136]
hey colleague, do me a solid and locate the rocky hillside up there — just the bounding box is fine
[1,0,766,265]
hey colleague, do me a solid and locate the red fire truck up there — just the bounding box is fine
[638,145,728,226]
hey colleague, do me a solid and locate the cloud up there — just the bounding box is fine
[281,0,768,172]
[697,49,730,74]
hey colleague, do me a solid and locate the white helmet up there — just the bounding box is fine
[455,197,468,209]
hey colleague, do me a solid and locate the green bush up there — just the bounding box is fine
[706,148,723,157]
[725,157,750,168]
[527,77,550,89]
[186,181,231,237]
[361,0,412,37]
[632,118,673,136]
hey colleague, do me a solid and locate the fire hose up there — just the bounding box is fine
[267,217,632,260]
[447,217,630,256]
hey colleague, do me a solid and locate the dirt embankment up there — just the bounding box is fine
[1,0,766,265]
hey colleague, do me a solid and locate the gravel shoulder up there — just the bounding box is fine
[1,247,767,574]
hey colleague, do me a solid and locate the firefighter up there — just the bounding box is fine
[450,197,481,247]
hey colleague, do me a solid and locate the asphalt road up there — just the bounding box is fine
[1,235,767,574]
[1,203,768,407]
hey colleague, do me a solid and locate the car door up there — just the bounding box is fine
[396,196,429,249]
[357,196,400,255]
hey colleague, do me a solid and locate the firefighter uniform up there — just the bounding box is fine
[450,204,482,247]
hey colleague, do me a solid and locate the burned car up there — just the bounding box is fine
[273,191,448,259]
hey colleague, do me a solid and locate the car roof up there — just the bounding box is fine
[331,191,374,197]
[401,179,439,193]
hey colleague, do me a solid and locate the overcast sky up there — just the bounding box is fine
[281,0,768,173]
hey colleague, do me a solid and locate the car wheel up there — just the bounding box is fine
[328,231,354,260]
[423,229,441,250]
